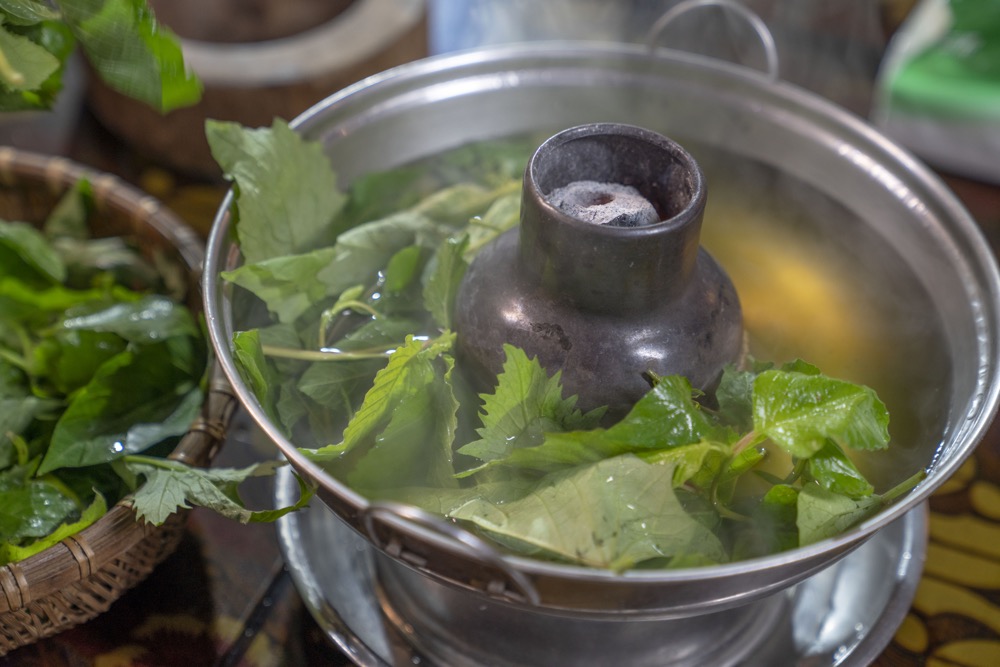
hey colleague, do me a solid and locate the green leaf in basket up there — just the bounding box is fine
[0,491,106,565]
[38,340,205,474]
[57,294,200,342]
[43,177,93,241]
[121,456,314,525]
[55,0,202,112]
[32,329,127,395]
[0,219,66,284]
[0,467,79,543]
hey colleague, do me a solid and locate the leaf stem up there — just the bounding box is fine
[731,430,760,456]
[880,470,927,504]
[261,344,395,362]
[334,300,381,320]
[122,454,190,472]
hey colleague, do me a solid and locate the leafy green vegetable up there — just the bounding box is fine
[753,368,890,458]
[0,22,59,92]
[0,492,105,564]
[422,234,469,330]
[120,457,313,525]
[0,219,66,283]
[0,178,306,564]
[0,0,201,112]
[213,122,915,571]
[206,118,346,266]
[456,344,603,475]
[450,455,728,570]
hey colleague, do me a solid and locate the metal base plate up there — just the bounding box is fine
[275,468,927,666]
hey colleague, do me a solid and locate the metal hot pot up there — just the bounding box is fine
[204,16,1000,666]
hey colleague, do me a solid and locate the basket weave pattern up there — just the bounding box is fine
[0,148,234,654]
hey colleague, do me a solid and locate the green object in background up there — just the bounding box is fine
[889,0,1000,121]
[874,0,1000,182]
[0,0,201,112]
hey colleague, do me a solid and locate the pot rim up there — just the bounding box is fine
[204,40,1000,599]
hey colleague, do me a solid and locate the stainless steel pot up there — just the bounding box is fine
[204,33,1000,664]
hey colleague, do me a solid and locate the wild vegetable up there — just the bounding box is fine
[0,0,200,112]
[211,119,923,571]
[0,180,306,565]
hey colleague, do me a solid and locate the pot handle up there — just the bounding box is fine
[645,0,780,81]
[362,501,542,606]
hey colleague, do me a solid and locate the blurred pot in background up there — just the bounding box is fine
[87,0,427,179]
[429,0,888,114]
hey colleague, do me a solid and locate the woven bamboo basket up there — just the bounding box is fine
[0,148,235,654]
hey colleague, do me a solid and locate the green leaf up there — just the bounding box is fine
[780,359,821,375]
[334,333,455,455]
[796,472,924,547]
[487,373,714,474]
[641,440,731,488]
[465,191,520,258]
[753,370,890,458]
[123,457,313,525]
[0,19,74,110]
[422,234,469,330]
[297,356,382,411]
[43,177,92,240]
[807,439,874,499]
[0,477,78,541]
[32,329,127,394]
[346,353,460,492]
[383,245,423,293]
[206,118,344,265]
[223,211,441,324]
[0,220,66,284]
[58,295,198,342]
[0,492,106,565]
[413,182,515,227]
[223,246,340,324]
[715,364,759,433]
[232,329,284,428]
[50,236,162,291]
[39,342,204,473]
[334,166,424,231]
[732,484,799,559]
[0,396,58,469]
[450,455,728,571]
[457,344,601,470]
[0,277,137,325]
[0,1,62,25]
[429,138,532,189]
[56,0,201,112]
[0,22,59,91]
[796,482,882,546]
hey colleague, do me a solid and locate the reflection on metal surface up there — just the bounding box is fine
[276,467,927,667]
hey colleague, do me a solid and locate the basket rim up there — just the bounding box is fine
[0,146,204,272]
